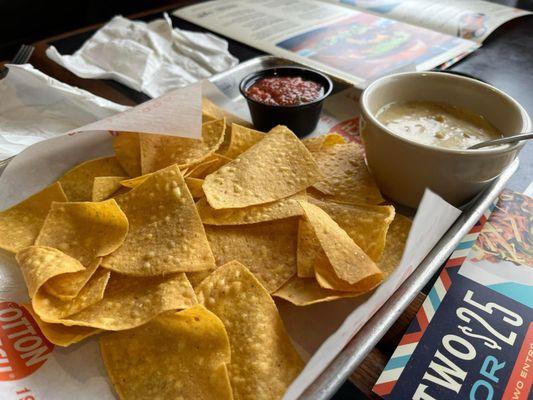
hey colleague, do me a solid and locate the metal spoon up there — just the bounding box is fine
[468,131,533,149]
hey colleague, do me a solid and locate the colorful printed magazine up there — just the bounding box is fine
[374,188,533,399]
[174,0,529,88]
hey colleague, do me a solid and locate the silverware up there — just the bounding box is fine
[0,44,35,79]
[468,131,533,149]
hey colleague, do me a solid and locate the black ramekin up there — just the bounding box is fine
[239,67,333,137]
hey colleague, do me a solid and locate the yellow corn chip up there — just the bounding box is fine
[303,133,345,153]
[185,153,232,179]
[92,176,127,201]
[222,123,264,159]
[186,177,204,199]
[120,173,151,188]
[296,219,320,278]
[54,272,197,330]
[309,197,395,261]
[35,199,128,266]
[44,258,101,301]
[59,157,127,202]
[0,182,67,253]
[378,214,411,278]
[112,132,141,177]
[203,97,252,128]
[140,119,226,174]
[299,201,382,290]
[100,305,232,400]
[34,268,111,321]
[312,142,383,204]
[102,164,215,276]
[197,261,304,400]
[205,218,298,292]
[23,304,101,346]
[197,192,305,225]
[203,125,321,209]
[274,276,363,306]
[16,246,85,298]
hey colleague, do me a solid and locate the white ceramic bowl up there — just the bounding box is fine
[359,71,531,208]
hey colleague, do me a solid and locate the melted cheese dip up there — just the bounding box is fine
[376,101,502,149]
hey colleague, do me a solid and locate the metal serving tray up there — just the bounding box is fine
[0,55,518,400]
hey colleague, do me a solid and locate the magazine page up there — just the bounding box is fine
[174,0,478,88]
[327,0,531,42]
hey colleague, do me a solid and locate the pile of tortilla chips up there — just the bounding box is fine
[0,101,411,400]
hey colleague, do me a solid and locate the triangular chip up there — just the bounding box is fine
[23,304,100,347]
[299,201,382,289]
[203,97,252,128]
[197,192,305,225]
[203,126,321,209]
[196,261,304,400]
[205,218,298,292]
[378,214,411,278]
[185,153,232,179]
[102,164,215,276]
[35,199,128,266]
[50,272,197,330]
[140,119,226,173]
[44,258,101,301]
[120,173,151,189]
[274,276,363,306]
[312,142,384,204]
[112,132,141,177]
[222,123,264,159]
[59,157,127,202]
[92,176,127,201]
[297,219,320,278]
[309,197,395,261]
[100,305,232,400]
[303,133,345,153]
[0,182,67,253]
[185,177,204,199]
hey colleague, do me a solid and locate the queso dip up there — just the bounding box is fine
[376,101,502,149]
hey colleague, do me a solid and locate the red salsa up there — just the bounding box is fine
[246,76,324,106]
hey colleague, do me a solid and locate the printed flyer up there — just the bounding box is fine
[374,189,533,399]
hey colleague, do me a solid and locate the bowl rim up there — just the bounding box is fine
[360,71,531,155]
[239,66,333,109]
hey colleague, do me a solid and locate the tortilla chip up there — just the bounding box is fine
[299,201,382,290]
[378,214,411,278]
[203,125,321,209]
[197,261,304,400]
[223,123,264,159]
[59,157,127,202]
[23,304,100,346]
[205,218,298,292]
[303,133,345,153]
[44,258,101,301]
[186,177,205,199]
[112,132,141,177]
[312,142,384,204]
[100,305,232,400]
[92,176,127,201]
[102,164,215,276]
[16,246,85,298]
[203,97,252,128]
[185,153,232,179]
[0,183,67,253]
[120,173,151,189]
[197,192,305,225]
[35,199,129,266]
[273,276,363,306]
[296,219,320,278]
[33,268,111,321]
[51,272,197,330]
[140,119,226,174]
[309,197,395,261]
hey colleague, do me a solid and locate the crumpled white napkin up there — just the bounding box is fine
[0,64,128,160]
[46,14,238,98]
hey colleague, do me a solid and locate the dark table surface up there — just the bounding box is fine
[4,2,532,399]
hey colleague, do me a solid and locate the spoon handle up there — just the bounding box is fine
[468,131,533,149]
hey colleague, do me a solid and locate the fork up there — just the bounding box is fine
[0,44,35,79]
